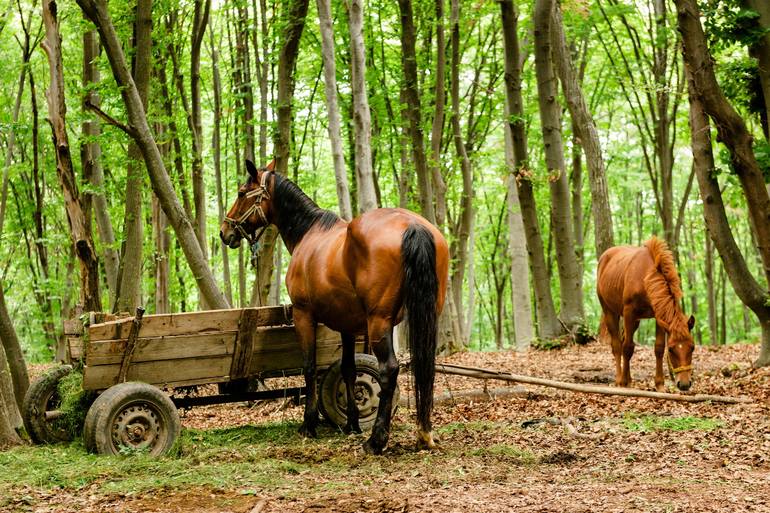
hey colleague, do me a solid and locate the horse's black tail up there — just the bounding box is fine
[401,224,438,433]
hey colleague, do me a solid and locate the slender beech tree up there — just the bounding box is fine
[551,3,614,257]
[347,0,377,213]
[316,0,353,220]
[116,0,152,312]
[499,0,561,338]
[82,28,119,300]
[76,0,229,310]
[42,0,101,312]
[677,0,770,366]
[533,0,584,328]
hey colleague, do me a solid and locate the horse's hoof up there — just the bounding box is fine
[343,422,362,435]
[416,430,438,451]
[298,423,318,439]
[363,438,385,455]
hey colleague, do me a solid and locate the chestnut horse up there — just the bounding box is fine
[220,160,448,454]
[597,237,695,392]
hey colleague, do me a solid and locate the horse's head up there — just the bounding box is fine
[220,159,275,249]
[667,314,695,391]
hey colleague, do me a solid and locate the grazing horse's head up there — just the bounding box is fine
[667,314,695,391]
[220,159,275,249]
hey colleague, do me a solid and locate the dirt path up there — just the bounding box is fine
[18,342,770,512]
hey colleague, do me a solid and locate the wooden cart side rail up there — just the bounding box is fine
[88,305,293,341]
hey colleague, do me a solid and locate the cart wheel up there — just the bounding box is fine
[22,365,73,444]
[319,354,399,431]
[86,382,180,456]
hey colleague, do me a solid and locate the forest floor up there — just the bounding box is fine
[3,340,770,512]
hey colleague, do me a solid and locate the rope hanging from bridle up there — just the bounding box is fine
[223,169,272,267]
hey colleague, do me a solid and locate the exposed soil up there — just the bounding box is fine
[19,341,770,512]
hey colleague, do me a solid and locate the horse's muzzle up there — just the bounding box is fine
[676,380,691,392]
[220,231,241,249]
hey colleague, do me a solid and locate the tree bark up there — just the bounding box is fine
[533,0,584,328]
[117,0,152,313]
[499,0,562,338]
[551,4,615,257]
[82,28,119,301]
[42,0,102,312]
[745,0,770,141]
[253,0,310,306]
[347,0,377,213]
[77,0,228,310]
[705,232,718,345]
[682,42,770,365]
[210,29,233,307]
[429,0,448,226]
[398,0,436,224]
[504,106,534,351]
[316,0,353,220]
[676,0,770,294]
[0,283,28,412]
[0,342,22,448]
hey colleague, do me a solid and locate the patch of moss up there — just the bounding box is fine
[621,414,724,433]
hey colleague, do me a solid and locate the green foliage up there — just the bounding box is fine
[621,414,724,433]
[531,336,572,351]
[55,370,94,439]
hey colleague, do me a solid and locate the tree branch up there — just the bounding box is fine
[84,100,137,138]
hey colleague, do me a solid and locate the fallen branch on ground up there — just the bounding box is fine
[399,386,528,408]
[433,363,752,404]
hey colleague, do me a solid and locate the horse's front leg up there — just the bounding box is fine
[363,317,398,455]
[654,323,666,392]
[294,308,319,438]
[621,310,639,387]
[340,332,361,434]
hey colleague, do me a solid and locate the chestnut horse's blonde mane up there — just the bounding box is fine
[643,237,687,336]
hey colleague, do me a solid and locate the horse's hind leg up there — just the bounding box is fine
[621,309,639,387]
[654,322,666,392]
[363,316,398,455]
[340,332,362,434]
[602,312,622,387]
[294,308,319,438]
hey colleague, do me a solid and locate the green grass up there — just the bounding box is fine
[0,420,523,506]
[621,414,724,433]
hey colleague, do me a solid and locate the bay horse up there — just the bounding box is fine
[220,160,448,454]
[597,237,695,392]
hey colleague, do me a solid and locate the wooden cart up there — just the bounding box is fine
[22,305,390,455]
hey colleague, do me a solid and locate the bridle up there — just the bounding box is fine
[223,169,272,261]
[665,347,693,376]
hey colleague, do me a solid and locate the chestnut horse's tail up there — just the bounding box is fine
[401,224,438,433]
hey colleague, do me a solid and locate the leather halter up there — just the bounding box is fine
[666,350,693,376]
[223,170,272,251]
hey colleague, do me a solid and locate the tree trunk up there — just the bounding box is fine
[0,283,28,412]
[210,29,232,306]
[398,0,436,224]
[82,28,119,301]
[253,0,309,306]
[0,342,22,448]
[152,195,170,313]
[77,0,228,310]
[42,0,102,312]
[705,232,718,345]
[429,0,448,226]
[316,0,352,220]
[504,107,534,351]
[683,44,770,365]
[745,0,770,141]
[533,0,584,328]
[499,0,562,338]
[551,4,615,257]
[117,0,152,313]
[347,0,377,213]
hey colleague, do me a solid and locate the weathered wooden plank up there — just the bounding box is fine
[62,319,83,335]
[68,337,84,361]
[229,309,260,380]
[249,325,344,373]
[87,306,293,341]
[86,332,237,366]
[82,355,233,391]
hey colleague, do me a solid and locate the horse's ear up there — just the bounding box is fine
[266,159,276,171]
[246,160,258,180]
[687,315,695,331]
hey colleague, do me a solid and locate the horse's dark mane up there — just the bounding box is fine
[271,173,340,247]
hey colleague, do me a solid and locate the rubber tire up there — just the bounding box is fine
[87,382,180,456]
[22,365,73,444]
[319,353,399,431]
